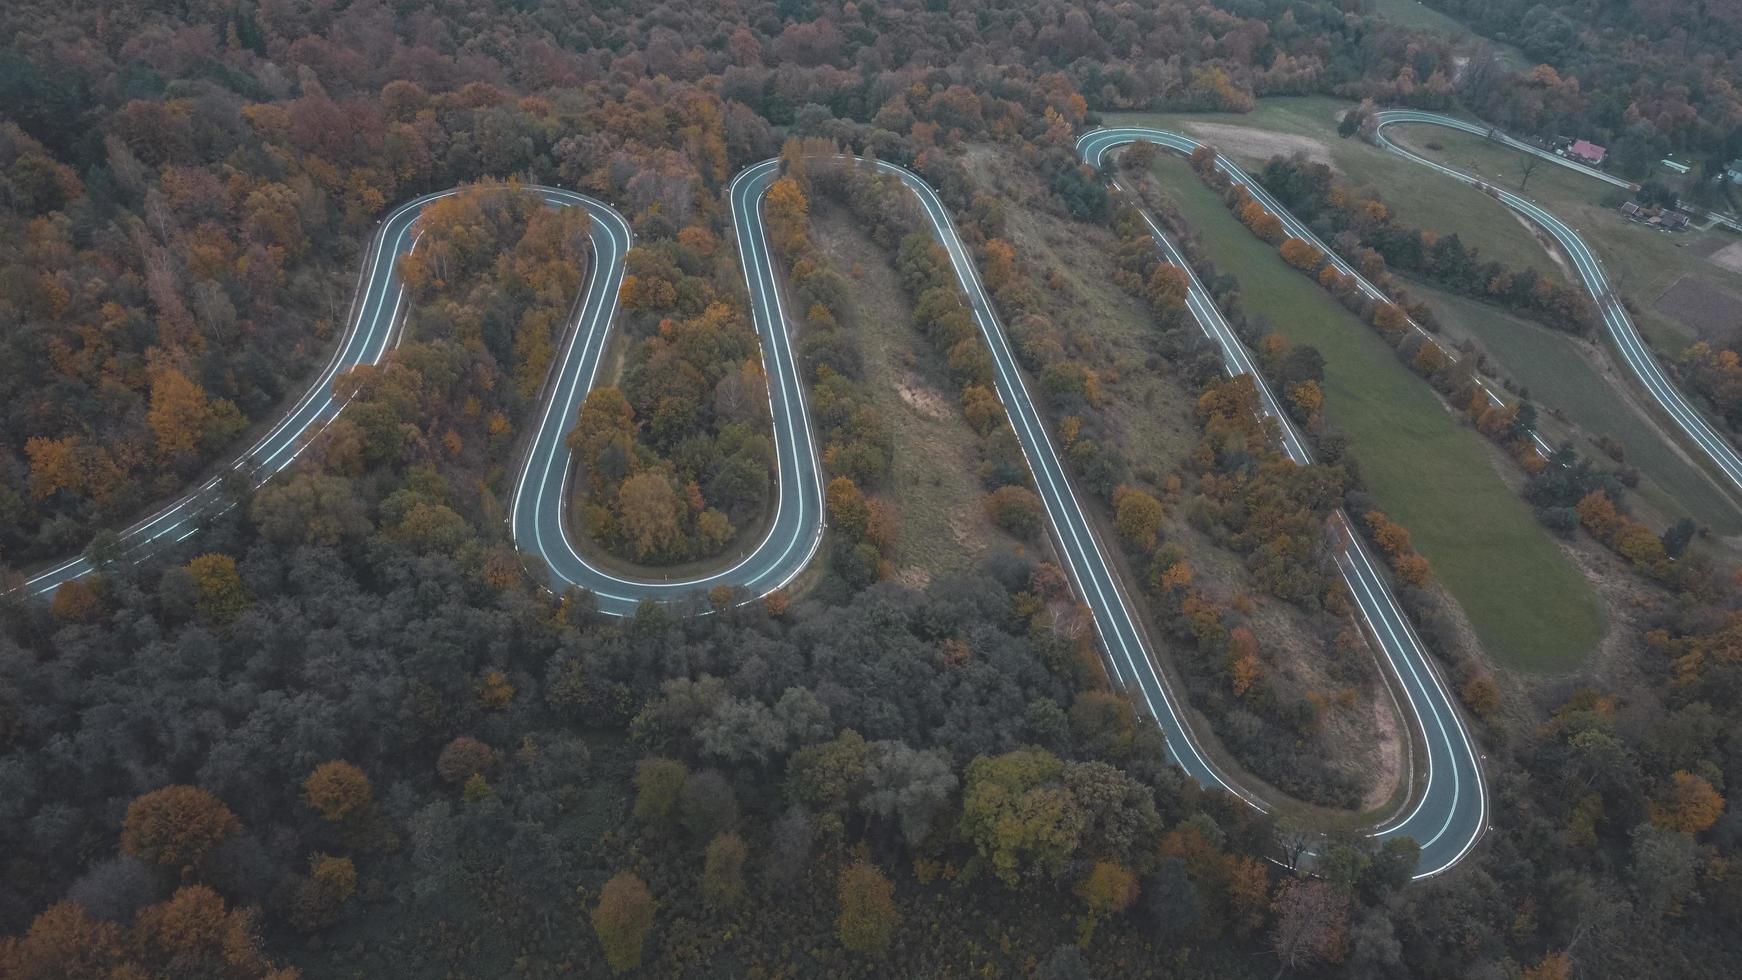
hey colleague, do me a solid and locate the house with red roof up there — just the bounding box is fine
[1566,139,1607,166]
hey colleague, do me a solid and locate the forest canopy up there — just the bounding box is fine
[1,0,1740,978]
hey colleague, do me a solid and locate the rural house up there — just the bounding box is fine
[1566,139,1607,165]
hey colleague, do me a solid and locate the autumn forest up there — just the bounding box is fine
[2,1,1741,978]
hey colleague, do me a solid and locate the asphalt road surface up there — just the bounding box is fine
[1078,128,1488,878]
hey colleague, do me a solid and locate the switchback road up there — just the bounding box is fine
[505,160,826,615]
[24,149,1488,878]
[1078,128,1488,878]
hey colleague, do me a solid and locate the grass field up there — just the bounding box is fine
[1409,279,1742,537]
[1384,122,1742,355]
[1146,152,1605,672]
[810,205,1020,584]
[1105,99,1566,281]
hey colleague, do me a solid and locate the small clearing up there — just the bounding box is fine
[1180,121,1336,171]
[896,377,952,420]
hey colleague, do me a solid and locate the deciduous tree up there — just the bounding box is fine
[120,785,239,875]
[985,485,1045,539]
[702,833,747,909]
[304,762,374,824]
[617,470,685,561]
[185,553,248,626]
[1112,486,1164,550]
[826,476,870,540]
[1650,770,1724,834]
[592,872,655,973]
[835,860,898,956]
[436,737,497,785]
[1269,878,1348,976]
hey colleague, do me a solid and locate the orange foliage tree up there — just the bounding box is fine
[1650,770,1724,834]
[1279,237,1324,272]
[120,785,240,875]
[303,761,374,824]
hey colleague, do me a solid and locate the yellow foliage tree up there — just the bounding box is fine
[186,553,249,625]
[1112,486,1165,551]
[1289,380,1323,421]
[616,471,685,561]
[826,476,870,540]
[836,861,899,956]
[592,872,655,973]
[764,175,809,255]
[1228,627,1262,696]
[1145,264,1190,314]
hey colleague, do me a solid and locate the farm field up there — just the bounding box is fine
[1144,151,1606,672]
[1109,97,1742,535]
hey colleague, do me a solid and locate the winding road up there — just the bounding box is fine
[21,147,1497,879]
[1371,110,1742,493]
[1078,128,1486,878]
[505,161,826,615]
[20,185,613,599]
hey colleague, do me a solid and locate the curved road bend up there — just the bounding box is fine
[1077,129,1488,878]
[16,186,596,597]
[507,160,827,615]
[1371,110,1742,494]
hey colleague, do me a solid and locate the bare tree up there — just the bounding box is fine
[1520,153,1543,191]
[1270,878,1349,978]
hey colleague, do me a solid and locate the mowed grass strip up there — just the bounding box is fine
[1412,279,1742,537]
[1147,152,1604,671]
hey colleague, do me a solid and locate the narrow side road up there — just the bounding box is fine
[1371,109,1742,495]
